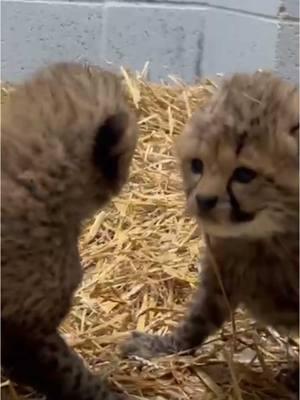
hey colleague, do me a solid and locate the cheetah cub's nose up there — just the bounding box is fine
[196,195,218,212]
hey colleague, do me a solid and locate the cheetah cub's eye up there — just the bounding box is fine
[191,159,203,175]
[232,167,257,184]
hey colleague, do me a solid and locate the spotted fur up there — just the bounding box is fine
[121,71,299,390]
[2,62,138,400]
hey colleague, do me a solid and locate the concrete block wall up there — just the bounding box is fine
[1,0,299,83]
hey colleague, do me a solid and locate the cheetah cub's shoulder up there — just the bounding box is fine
[121,71,299,388]
[2,62,138,400]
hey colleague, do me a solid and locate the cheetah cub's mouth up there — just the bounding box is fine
[176,72,299,239]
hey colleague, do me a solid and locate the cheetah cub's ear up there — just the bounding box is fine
[93,109,137,189]
[93,111,128,178]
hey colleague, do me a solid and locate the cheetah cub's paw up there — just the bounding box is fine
[276,363,299,394]
[120,332,179,360]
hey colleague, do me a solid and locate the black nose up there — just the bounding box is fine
[196,195,218,211]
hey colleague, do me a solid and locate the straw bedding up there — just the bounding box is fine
[1,69,299,400]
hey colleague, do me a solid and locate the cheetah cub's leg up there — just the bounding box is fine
[121,263,239,359]
[2,322,124,400]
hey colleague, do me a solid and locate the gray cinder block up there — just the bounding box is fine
[1,0,104,82]
[102,3,206,82]
[275,21,299,83]
[202,9,278,76]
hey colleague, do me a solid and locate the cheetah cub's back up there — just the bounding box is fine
[2,62,138,400]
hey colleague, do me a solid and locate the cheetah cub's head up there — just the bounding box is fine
[177,72,299,239]
[29,62,138,208]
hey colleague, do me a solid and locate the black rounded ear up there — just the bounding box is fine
[93,111,129,181]
[290,123,299,136]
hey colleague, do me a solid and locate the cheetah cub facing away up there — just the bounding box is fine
[2,63,138,400]
[122,72,299,385]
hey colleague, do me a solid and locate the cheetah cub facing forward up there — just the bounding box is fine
[2,63,138,400]
[122,72,299,386]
